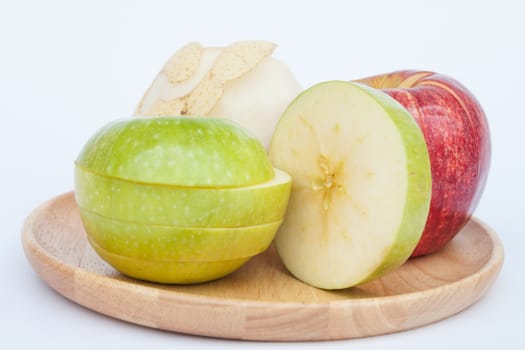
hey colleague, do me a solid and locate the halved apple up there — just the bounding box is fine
[269,81,431,289]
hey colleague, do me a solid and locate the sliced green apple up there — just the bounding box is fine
[74,116,292,284]
[75,167,290,227]
[269,81,431,289]
[79,209,281,261]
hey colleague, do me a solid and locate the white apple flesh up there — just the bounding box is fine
[269,81,431,289]
[135,41,302,149]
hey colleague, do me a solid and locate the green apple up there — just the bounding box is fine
[75,167,290,227]
[74,116,291,284]
[269,81,431,289]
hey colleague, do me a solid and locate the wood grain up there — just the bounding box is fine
[21,192,504,341]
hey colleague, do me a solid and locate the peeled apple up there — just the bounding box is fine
[135,41,302,149]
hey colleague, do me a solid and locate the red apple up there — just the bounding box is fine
[355,70,491,256]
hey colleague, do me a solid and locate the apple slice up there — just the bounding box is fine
[76,117,274,188]
[80,209,281,284]
[88,238,252,284]
[80,209,282,262]
[269,81,431,289]
[75,167,290,227]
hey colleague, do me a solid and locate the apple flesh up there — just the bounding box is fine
[355,70,491,256]
[269,81,431,289]
[135,41,302,149]
[75,117,291,284]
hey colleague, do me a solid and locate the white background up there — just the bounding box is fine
[1,0,523,348]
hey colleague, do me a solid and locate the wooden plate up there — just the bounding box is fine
[22,192,504,341]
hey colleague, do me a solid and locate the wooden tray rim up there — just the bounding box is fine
[21,192,505,341]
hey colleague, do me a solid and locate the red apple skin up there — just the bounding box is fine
[355,70,491,256]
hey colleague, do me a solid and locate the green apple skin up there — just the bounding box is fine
[74,116,291,284]
[80,209,281,261]
[75,117,274,187]
[352,83,431,283]
[81,210,281,284]
[75,167,290,227]
[89,236,251,284]
[269,81,431,289]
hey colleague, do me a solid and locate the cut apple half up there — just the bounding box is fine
[269,81,431,289]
